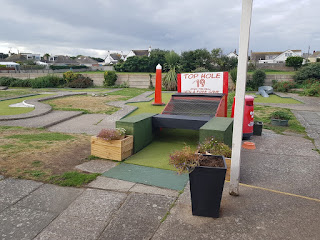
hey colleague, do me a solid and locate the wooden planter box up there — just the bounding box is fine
[91,135,133,161]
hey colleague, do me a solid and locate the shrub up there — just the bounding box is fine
[9,79,32,87]
[285,56,304,70]
[294,63,320,84]
[30,75,64,88]
[248,69,266,90]
[270,110,292,120]
[272,80,296,92]
[0,77,19,86]
[50,65,88,70]
[66,75,93,88]
[230,68,237,84]
[197,137,231,157]
[303,82,320,96]
[169,146,199,174]
[96,128,126,140]
[103,71,117,87]
[247,62,256,71]
[162,67,177,90]
[63,71,79,83]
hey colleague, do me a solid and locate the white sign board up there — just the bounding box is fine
[180,72,224,93]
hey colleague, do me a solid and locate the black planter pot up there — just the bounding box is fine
[253,121,263,136]
[189,155,227,218]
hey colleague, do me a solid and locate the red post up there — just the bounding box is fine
[152,64,165,106]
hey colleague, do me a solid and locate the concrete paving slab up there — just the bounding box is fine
[129,184,179,197]
[0,202,9,212]
[240,151,320,199]
[152,182,320,240]
[0,206,56,240]
[0,178,42,205]
[75,160,118,173]
[88,176,135,192]
[34,214,107,240]
[0,175,4,180]
[0,110,82,128]
[48,114,114,135]
[61,188,127,221]
[15,184,84,213]
[246,130,319,157]
[100,193,175,240]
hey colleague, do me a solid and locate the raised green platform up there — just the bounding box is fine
[199,117,233,147]
[116,113,156,153]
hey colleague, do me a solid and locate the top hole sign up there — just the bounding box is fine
[178,72,228,94]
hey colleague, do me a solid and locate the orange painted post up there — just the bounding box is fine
[152,64,165,106]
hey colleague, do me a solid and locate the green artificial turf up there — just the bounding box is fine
[252,94,302,104]
[0,94,52,115]
[127,92,174,117]
[125,128,199,171]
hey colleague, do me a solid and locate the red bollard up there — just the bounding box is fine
[152,64,165,106]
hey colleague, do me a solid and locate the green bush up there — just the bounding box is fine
[63,71,79,83]
[30,75,64,88]
[303,82,320,96]
[248,70,266,90]
[230,68,237,84]
[270,110,292,120]
[285,56,304,70]
[247,62,256,71]
[192,67,209,73]
[294,63,320,84]
[0,77,31,87]
[50,65,88,70]
[272,80,296,92]
[66,75,93,88]
[103,71,117,87]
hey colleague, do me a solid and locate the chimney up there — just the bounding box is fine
[148,46,151,57]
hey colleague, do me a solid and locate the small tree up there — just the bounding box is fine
[163,51,180,90]
[103,71,117,86]
[286,56,304,70]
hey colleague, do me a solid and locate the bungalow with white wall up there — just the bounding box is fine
[124,46,151,61]
[251,50,302,63]
[308,51,320,63]
[104,51,125,65]
[227,50,238,59]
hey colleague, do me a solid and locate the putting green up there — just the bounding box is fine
[126,92,174,117]
[125,128,199,171]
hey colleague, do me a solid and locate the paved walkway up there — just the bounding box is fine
[0,91,319,239]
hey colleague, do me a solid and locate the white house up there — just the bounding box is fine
[104,51,125,65]
[124,46,151,61]
[20,53,41,61]
[251,50,302,63]
[227,50,238,59]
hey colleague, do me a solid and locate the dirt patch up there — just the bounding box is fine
[199,155,225,168]
[43,95,124,114]
[0,126,93,181]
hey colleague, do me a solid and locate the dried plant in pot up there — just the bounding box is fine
[91,128,133,161]
[169,145,227,218]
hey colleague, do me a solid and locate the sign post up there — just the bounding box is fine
[229,0,253,196]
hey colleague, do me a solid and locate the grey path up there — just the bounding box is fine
[48,91,154,135]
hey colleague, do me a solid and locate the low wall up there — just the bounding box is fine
[255,63,294,71]
[0,72,294,89]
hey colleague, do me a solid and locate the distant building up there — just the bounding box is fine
[227,50,238,59]
[104,51,125,65]
[20,53,41,61]
[308,51,320,63]
[124,46,151,61]
[251,50,302,63]
[75,56,99,67]
[3,53,27,62]
[43,55,78,66]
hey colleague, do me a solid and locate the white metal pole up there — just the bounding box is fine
[229,0,253,196]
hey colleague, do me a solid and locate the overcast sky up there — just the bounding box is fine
[0,0,318,58]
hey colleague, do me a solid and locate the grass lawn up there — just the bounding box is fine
[0,126,99,186]
[125,129,199,171]
[251,93,302,104]
[0,94,52,115]
[0,88,38,98]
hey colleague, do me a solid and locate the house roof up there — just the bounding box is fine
[132,50,149,56]
[110,53,122,61]
[75,56,98,64]
[251,51,282,55]
[310,51,320,58]
[4,54,27,62]
[49,55,78,65]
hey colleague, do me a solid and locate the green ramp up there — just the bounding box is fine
[102,163,189,191]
